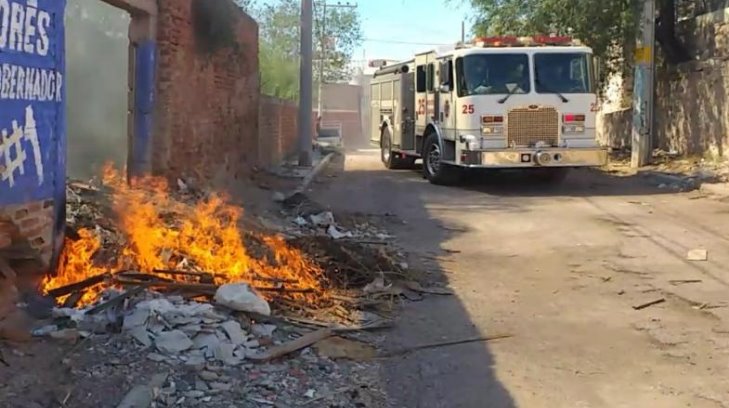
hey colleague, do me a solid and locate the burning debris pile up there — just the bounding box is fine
[31,166,426,349]
[45,166,329,311]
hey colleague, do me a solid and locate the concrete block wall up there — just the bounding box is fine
[654,8,729,158]
[597,108,633,150]
[153,0,260,185]
[599,8,729,159]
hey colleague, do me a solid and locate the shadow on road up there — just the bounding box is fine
[312,151,517,408]
[384,163,676,198]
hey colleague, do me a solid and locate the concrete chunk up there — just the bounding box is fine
[214,283,270,316]
[155,330,193,354]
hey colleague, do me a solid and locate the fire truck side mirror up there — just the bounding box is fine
[593,55,601,83]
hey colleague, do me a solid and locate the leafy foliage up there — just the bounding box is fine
[467,0,640,82]
[239,0,363,100]
[314,5,363,82]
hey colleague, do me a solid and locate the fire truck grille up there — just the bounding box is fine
[507,107,559,147]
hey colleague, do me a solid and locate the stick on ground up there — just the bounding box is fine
[381,334,514,358]
[633,298,666,310]
[247,328,334,362]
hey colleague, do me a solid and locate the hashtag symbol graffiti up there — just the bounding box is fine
[0,121,28,188]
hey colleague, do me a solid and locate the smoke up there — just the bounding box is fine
[65,0,130,180]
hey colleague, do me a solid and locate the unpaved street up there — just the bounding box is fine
[313,150,729,408]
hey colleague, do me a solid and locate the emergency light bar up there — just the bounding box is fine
[473,35,579,47]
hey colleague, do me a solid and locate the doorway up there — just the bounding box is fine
[65,0,131,180]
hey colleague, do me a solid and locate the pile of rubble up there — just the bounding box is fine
[0,170,455,406]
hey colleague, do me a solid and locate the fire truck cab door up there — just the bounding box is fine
[438,59,455,139]
[414,52,438,154]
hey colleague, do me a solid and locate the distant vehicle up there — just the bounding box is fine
[370,35,607,185]
[316,121,343,149]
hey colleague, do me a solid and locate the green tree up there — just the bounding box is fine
[466,0,692,83]
[315,4,363,82]
[467,0,640,82]
[240,0,363,100]
[254,0,302,99]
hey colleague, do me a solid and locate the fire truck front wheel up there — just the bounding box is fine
[422,133,459,185]
[381,128,415,170]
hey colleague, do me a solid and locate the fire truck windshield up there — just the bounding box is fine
[534,53,594,94]
[456,54,530,97]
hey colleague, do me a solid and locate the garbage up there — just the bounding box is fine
[310,211,335,227]
[327,225,353,240]
[687,249,708,261]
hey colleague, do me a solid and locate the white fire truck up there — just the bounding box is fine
[370,35,607,184]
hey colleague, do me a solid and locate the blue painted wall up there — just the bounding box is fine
[0,0,66,206]
[130,39,156,177]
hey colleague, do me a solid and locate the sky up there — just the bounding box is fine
[352,0,473,64]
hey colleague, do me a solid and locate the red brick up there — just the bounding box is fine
[20,226,46,239]
[13,209,29,220]
[0,232,10,249]
[19,218,40,229]
[153,0,260,185]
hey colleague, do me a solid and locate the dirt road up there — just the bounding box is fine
[312,149,729,408]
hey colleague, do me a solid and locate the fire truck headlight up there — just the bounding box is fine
[562,125,585,134]
[481,126,503,135]
[461,134,480,151]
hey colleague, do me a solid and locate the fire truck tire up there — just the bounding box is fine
[422,133,459,185]
[381,129,415,169]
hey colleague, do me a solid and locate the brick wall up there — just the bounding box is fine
[258,96,299,167]
[153,0,260,185]
[0,199,56,269]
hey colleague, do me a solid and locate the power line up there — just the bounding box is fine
[362,38,451,46]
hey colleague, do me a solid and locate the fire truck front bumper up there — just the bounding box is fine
[456,148,608,168]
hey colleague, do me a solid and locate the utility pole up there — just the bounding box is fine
[461,20,465,43]
[298,0,314,167]
[631,0,656,168]
[315,1,357,125]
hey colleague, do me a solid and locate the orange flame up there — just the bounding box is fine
[41,229,108,306]
[42,165,326,307]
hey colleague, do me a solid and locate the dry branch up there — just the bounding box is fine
[46,273,109,298]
